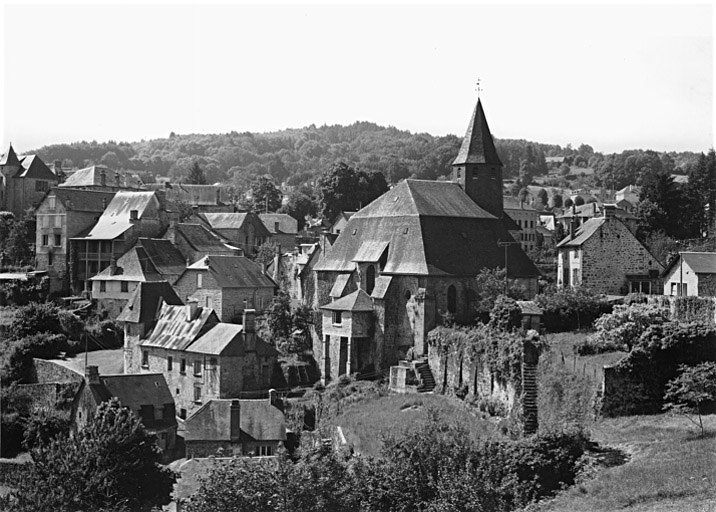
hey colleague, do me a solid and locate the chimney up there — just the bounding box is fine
[243,309,256,352]
[272,244,281,282]
[269,388,284,412]
[86,365,100,385]
[129,210,139,223]
[109,257,117,276]
[99,168,106,187]
[569,215,578,239]
[185,299,198,321]
[115,172,121,188]
[53,160,62,174]
[603,204,616,220]
[229,400,241,443]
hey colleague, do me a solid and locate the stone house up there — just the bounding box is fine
[556,205,664,294]
[173,255,276,321]
[556,202,638,234]
[503,196,539,252]
[196,212,271,255]
[662,252,716,297]
[90,238,186,317]
[72,365,178,457]
[329,211,356,235]
[616,185,641,205]
[59,165,144,191]
[0,145,59,218]
[70,190,169,293]
[259,213,298,250]
[184,396,287,458]
[146,183,232,213]
[129,303,278,419]
[34,188,116,293]
[162,222,241,263]
[310,98,540,381]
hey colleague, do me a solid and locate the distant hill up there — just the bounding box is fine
[29,123,702,194]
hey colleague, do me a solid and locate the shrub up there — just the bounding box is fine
[0,277,49,306]
[673,296,715,325]
[663,362,716,436]
[534,286,612,332]
[22,409,72,450]
[9,302,64,340]
[489,295,523,332]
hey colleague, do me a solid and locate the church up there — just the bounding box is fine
[311,98,540,382]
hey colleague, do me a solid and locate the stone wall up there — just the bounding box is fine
[29,358,83,384]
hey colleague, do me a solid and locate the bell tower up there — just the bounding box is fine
[452,98,504,219]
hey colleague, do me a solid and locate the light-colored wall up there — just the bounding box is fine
[663,261,702,296]
[505,207,539,252]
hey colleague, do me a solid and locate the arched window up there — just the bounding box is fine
[366,265,376,295]
[447,285,457,314]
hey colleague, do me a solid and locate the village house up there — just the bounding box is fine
[162,221,242,262]
[70,190,169,293]
[34,188,116,293]
[146,182,232,213]
[0,145,60,218]
[662,252,716,297]
[184,395,287,458]
[72,365,178,457]
[329,211,357,235]
[556,202,638,234]
[615,185,641,205]
[503,196,539,252]
[90,238,186,317]
[311,98,540,381]
[556,205,664,294]
[127,303,278,418]
[173,254,276,321]
[259,213,298,250]
[59,165,144,191]
[195,211,271,254]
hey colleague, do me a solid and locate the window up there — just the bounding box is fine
[193,386,201,403]
[258,445,274,457]
[121,281,128,292]
[332,311,342,325]
[447,285,456,314]
[180,359,186,374]
[48,252,53,265]
[197,273,203,288]
[274,221,280,232]
[42,234,49,246]
[366,265,376,295]
[54,234,61,246]
[167,356,173,371]
[99,281,106,292]
[142,351,149,368]
[48,196,56,209]
[194,360,202,376]
[180,408,187,420]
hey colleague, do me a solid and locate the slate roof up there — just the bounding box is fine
[200,212,246,229]
[135,238,187,279]
[259,213,298,235]
[52,188,116,213]
[556,217,606,248]
[0,144,21,167]
[371,275,393,299]
[16,155,58,181]
[77,191,157,241]
[88,373,176,431]
[174,223,238,254]
[141,302,220,351]
[60,165,143,189]
[315,180,539,278]
[663,252,716,276]
[90,239,185,283]
[184,399,287,442]
[185,255,276,288]
[184,323,278,357]
[116,281,183,324]
[557,203,637,221]
[150,183,226,205]
[330,273,353,298]
[453,98,503,166]
[321,289,374,312]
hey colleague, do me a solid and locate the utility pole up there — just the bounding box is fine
[497,240,521,293]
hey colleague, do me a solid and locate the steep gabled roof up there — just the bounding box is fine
[556,217,605,248]
[0,144,21,167]
[453,98,503,166]
[52,188,116,213]
[184,399,286,442]
[321,289,374,312]
[90,246,164,281]
[184,323,278,357]
[17,155,58,181]
[117,281,183,324]
[77,191,158,241]
[136,238,187,280]
[185,255,276,288]
[141,303,220,351]
[259,213,298,235]
[174,223,238,254]
[663,252,716,276]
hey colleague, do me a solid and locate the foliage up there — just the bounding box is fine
[576,302,670,355]
[279,186,318,230]
[253,241,276,268]
[317,161,388,220]
[0,398,175,512]
[6,216,33,265]
[663,362,716,437]
[8,302,66,340]
[673,296,715,325]
[488,295,523,332]
[22,409,71,450]
[260,289,313,356]
[534,286,612,332]
[474,267,526,321]
[0,383,32,457]
[251,175,283,212]
[185,160,207,184]
[0,277,49,306]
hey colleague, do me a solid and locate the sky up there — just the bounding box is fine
[1,1,713,155]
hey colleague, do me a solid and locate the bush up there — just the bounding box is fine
[22,409,72,450]
[673,296,715,325]
[8,303,65,340]
[489,295,523,332]
[534,287,612,332]
[0,277,49,306]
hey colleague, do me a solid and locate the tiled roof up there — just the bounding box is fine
[60,166,143,189]
[184,323,278,357]
[174,223,237,254]
[16,155,58,181]
[0,144,21,167]
[259,213,298,235]
[329,273,353,298]
[321,289,374,312]
[78,191,158,241]
[136,238,186,281]
[664,252,716,276]
[185,255,276,288]
[116,281,183,324]
[141,302,220,351]
[200,212,272,239]
[556,217,605,247]
[184,399,286,442]
[90,246,164,281]
[52,188,116,213]
[453,98,503,166]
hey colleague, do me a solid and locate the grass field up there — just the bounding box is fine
[330,393,499,457]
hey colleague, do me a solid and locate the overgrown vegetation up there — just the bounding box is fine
[0,277,49,306]
[534,286,612,332]
[673,295,715,325]
[663,362,716,437]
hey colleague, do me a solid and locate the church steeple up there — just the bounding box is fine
[0,144,21,168]
[453,98,504,219]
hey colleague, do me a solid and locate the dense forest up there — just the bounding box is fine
[29,123,703,194]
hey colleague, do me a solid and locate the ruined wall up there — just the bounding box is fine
[30,358,84,383]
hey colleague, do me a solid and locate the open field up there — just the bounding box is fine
[331,392,499,457]
[538,414,716,512]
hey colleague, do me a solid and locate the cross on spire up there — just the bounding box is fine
[475,79,482,98]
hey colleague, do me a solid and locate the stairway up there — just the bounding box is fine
[414,360,436,393]
[522,362,538,435]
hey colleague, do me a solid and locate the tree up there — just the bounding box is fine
[185,161,207,185]
[536,188,548,207]
[551,192,563,209]
[318,161,388,220]
[6,217,32,265]
[0,398,175,512]
[280,187,318,230]
[260,290,313,355]
[99,151,121,169]
[251,175,282,213]
[663,362,716,437]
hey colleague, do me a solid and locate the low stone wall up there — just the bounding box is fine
[601,364,656,417]
[17,382,79,411]
[29,358,83,384]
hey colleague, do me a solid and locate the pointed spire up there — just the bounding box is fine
[453,98,502,166]
[0,143,21,167]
